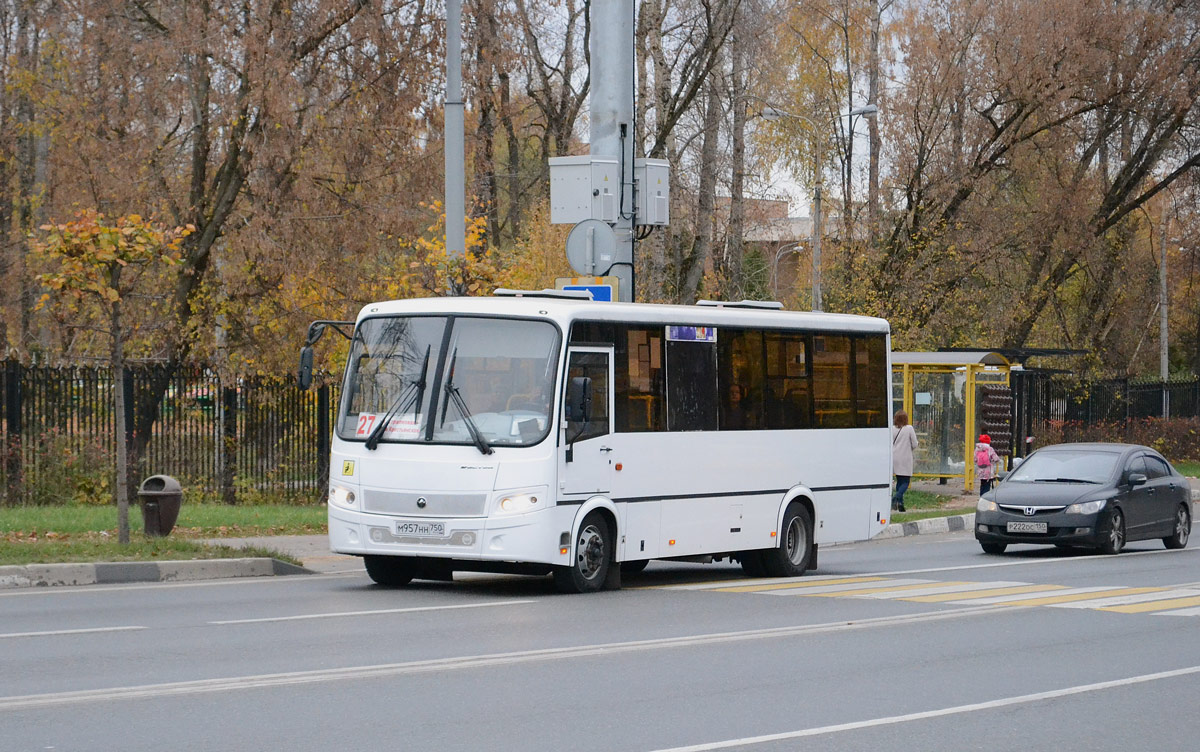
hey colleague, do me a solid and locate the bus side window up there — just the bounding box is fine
[566,352,610,442]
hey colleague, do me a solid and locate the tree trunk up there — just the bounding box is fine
[726,27,747,298]
[867,0,883,242]
[110,267,130,544]
[681,80,722,303]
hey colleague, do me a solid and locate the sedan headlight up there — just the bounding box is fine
[329,484,357,508]
[1066,499,1107,515]
[495,490,545,515]
[976,498,997,513]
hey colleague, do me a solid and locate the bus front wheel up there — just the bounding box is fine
[761,504,814,577]
[554,512,612,594]
[364,555,419,586]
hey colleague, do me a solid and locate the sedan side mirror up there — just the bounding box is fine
[1127,472,1148,487]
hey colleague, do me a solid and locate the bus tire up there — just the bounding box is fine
[553,512,612,594]
[739,550,767,577]
[761,504,813,577]
[364,555,418,586]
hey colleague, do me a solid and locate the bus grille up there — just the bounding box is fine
[362,490,488,517]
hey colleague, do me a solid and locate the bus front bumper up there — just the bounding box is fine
[328,506,572,567]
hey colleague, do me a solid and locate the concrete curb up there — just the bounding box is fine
[0,557,312,590]
[876,513,975,539]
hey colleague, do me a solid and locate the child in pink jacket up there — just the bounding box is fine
[975,434,1002,495]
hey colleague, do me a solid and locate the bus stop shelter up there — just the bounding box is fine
[892,351,1012,493]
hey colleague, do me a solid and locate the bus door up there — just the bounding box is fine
[560,347,614,495]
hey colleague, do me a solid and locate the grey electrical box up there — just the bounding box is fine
[549,156,620,225]
[634,158,670,226]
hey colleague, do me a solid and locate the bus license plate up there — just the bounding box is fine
[396,521,446,537]
[1007,521,1047,534]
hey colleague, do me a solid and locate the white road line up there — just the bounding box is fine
[942,585,1120,605]
[0,604,1016,712]
[1156,606,1200,616]
[0,626,146,640]
[767,579,933,596]
[1048,590,1199,609]
[858,581,1029,599]
[659,575,877,591]
[645,664,1200,752]
[0,571,364,598]
[209,599,536,624]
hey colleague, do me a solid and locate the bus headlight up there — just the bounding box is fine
[495,489,546,515]
[1066,499,1107,515]
[329,484,357,508]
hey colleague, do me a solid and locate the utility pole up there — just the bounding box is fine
[445,0,465,261]
[1160,212,1169,418]
[589,0,636,302]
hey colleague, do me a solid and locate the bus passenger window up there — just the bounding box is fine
[813,335,854,428]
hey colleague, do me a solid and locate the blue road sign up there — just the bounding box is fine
[563,284,613,302]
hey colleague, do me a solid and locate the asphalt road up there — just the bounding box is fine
[4,529,1200,752]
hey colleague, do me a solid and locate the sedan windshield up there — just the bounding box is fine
[1007,449,1120,484]
[339,315,560,448]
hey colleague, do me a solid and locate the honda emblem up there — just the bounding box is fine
[1024,507,1036,516]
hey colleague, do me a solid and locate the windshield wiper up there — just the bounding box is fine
[364,345,430,450]
[1034,477,1098,484]
[440,348,493,455]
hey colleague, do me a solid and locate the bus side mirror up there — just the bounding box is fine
[298,346,314,391]
[566,376,592,424]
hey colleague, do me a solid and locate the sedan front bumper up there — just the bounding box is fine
[974,508,1114,548]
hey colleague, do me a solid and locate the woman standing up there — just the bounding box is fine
[892,410,918,512]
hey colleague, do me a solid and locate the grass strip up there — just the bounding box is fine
[0,538,302,567]
[1,503,326,538]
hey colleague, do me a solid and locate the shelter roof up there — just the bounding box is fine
[892,351,1010,367]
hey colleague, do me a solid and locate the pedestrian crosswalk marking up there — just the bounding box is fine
[859,581,1029,599]
[1048,590,1196,609]
[682,575,1200,617]
[974,587,1163,608]
[711,576,888,594]
[904,584,1066,603]
[1101,595,1200,614]
[800,581,971,598]
[773,578,934,596]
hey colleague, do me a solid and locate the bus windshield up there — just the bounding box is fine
[339,315,560,448]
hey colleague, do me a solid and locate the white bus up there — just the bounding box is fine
[305,290,894,593]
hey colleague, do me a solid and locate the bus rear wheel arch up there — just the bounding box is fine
[761,502,814,577]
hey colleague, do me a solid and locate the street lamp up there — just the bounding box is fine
[771,242,805,300]
[761,103,879,311]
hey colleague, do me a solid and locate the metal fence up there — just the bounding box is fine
[1011,371,1200,456]
[2,360,336,506]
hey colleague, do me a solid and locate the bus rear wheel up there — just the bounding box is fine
[760,504,813,577]
[363,555,419,586]
[554,512,612,594]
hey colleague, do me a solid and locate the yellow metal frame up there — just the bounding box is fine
[893,359,1010,494]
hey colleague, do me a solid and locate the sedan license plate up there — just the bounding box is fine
[395,521,446,537]
[1006,521,1048,534]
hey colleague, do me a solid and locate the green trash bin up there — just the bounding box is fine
[138,475,183,537]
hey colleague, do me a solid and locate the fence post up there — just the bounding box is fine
[4,360,22,505]
[221,383,238,504]
[317,384,331,494]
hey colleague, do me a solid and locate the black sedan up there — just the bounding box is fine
[975,443,1192,555]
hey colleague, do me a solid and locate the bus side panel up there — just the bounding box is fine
[620,501,662,561]
[607,428,888,554]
